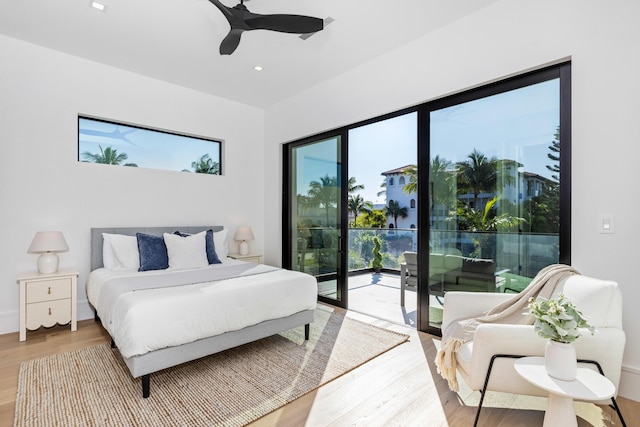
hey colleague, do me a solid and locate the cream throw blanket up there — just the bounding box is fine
[434,263,579,391]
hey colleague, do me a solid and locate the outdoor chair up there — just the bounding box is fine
[400,251,418,306]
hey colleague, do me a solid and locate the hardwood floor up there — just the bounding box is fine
[1,314,637,426]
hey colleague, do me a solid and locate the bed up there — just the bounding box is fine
[87,226,317,398]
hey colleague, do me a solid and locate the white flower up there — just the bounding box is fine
[527,294,595,343]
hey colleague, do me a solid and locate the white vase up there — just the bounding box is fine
[544,340,577,381]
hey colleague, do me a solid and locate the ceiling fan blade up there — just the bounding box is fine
[220,28,243,55]
[208,0,234,20]
[300,16,334,40]
[246,14,323,34]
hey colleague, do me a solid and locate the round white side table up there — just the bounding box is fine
[514,356,615,427]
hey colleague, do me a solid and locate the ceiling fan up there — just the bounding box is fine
[208,0,324,55]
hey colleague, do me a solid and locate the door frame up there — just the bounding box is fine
[417,62,572,335]
[282,130,349,308]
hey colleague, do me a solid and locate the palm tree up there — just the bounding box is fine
[453,195,525,257]
[454,195,523,232]
[82,145,136,166]
[402,166,418,195]
[456,149,498,207]
[348,194,373,225]
[377,178,386,198]
[190,154,220,174]
[386,200,408,229]
[307,174,338,225]
[429,155,456,212]
[347,177,374,226]
[348,176,365,195]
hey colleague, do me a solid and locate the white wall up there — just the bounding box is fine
[0,35,265,332]
[264,0,640,401]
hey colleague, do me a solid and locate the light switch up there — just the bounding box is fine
[599,215,614,234]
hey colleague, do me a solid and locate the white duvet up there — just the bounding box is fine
[86,258,317,358]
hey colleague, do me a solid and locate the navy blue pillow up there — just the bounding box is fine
[205,229,222,264]
[173,230,221,264]
[136,233,169,271]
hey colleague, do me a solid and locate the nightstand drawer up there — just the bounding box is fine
[26,299,71,330]
[17,269,79,341]
[26,278,71,303]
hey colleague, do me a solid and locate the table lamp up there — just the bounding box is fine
[234,226,254,256]
[28,231,69,274]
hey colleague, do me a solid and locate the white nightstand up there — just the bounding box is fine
[17,269,79,342]
[228,253,263,264]
[514,356,615,427]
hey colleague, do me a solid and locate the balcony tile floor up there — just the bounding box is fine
[348,272,418,328]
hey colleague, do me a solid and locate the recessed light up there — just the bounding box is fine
[90,1,107,12]
[253,65,264,72]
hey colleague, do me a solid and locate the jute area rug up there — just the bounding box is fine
[14,305,409,426]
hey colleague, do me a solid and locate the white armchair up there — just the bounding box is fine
[442,274,626,426]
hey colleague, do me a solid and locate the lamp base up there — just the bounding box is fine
[37,252,59,274]
[239,241,249,256]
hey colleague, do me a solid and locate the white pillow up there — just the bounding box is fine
[107,233,140,270]
[163,231,209,270]
[101,233,116,269]
[213,229,228,258]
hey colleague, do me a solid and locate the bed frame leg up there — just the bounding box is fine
[110,338,116,349]
[94,310,100,322]
[142,374,150,398]
[304,324,310,341]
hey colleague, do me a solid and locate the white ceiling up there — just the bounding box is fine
[0,0,498,108]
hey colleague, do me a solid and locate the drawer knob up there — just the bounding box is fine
[48,287,51,295]
[48,307,52,316]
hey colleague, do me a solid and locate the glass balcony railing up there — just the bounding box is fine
[347,228,559,280]
[347,228,417,271]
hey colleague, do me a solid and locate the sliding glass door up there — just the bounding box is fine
[283,134,347,307]
[419,64,570,333]
[283,63,570,334]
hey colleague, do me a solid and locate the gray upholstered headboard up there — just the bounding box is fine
[90,226,224,271]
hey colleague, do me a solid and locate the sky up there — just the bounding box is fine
[349,113,417,205]
[348,78,560,205]
[78,117,221,172]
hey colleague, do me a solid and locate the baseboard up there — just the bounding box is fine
[619,365,640,402]
[0,299,95,336]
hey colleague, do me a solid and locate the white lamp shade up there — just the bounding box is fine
[28,231,69,274]
[28,231,69,253]
[234,226,255,242]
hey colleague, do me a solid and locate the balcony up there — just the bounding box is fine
[348,271,418,327]
[298,227,559,327]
